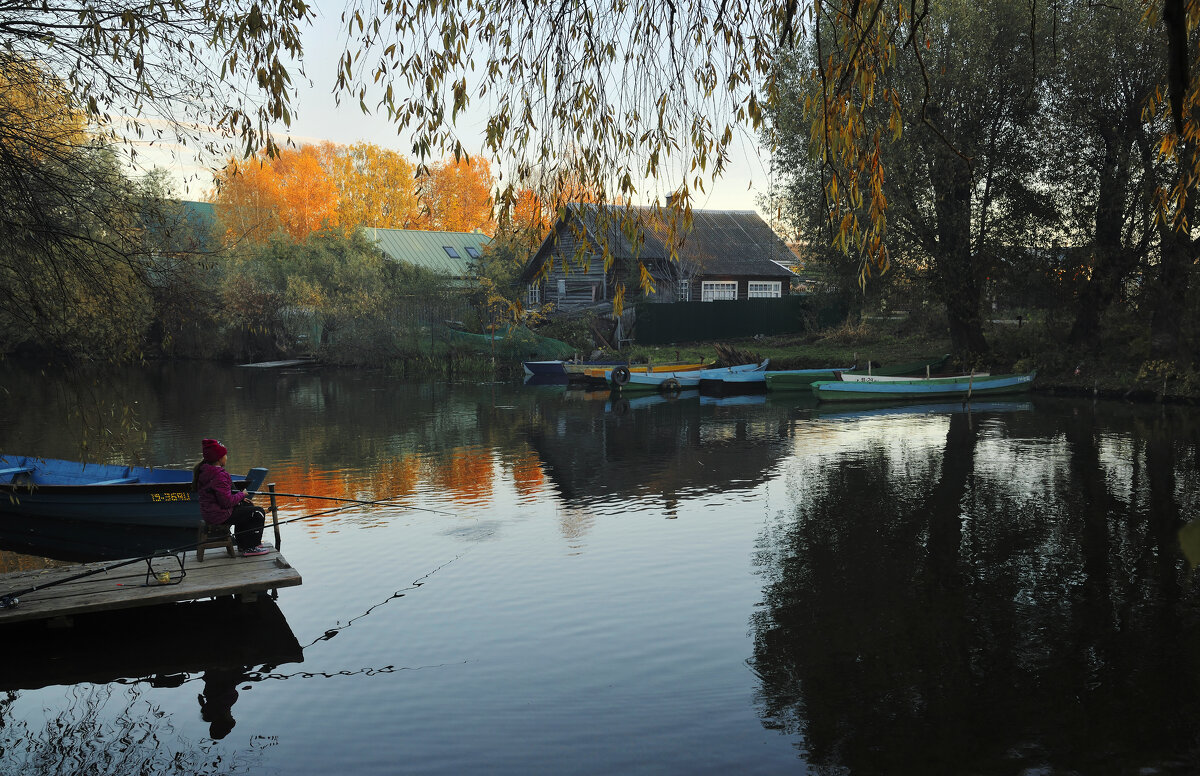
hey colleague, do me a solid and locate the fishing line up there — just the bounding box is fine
[300,551,468,648]
[246,491,455,516]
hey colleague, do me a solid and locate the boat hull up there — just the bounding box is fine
[811,372,1036,402]
[609,362,764,392]
[523,360,568,377]
[764,370,848,390]
[582,362,709,382]
[0,456,268,558]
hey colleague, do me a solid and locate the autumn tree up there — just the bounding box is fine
[329,0,1200,347]
[211,146,340,243]
[0,0,310,360]
[416,155,497,234]
[0,61,171,359]
[770,0,1048,359]
[318,141,422,230]
[1043,1,1164,349]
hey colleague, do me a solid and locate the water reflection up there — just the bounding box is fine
[10,363,1200,772]
[527,389,797,509]
[0,597,301,771]
[199,666,246,740]
[751,399,1200,773]
[0,597,302,691]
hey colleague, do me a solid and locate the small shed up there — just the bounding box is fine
[518,204,797,311]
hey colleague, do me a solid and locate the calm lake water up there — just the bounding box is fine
[3,361,1200,775]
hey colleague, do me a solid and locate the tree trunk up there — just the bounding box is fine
[932,159,990,361]
[1069,113,1140,349]
[1149,138,1196,357]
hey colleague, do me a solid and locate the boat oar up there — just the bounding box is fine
[246,491,454,516]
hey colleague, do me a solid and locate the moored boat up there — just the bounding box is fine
[609,361,764,392]
[0,456,268,560]
[811,371,1036,402]
[580,361,710,383]
[763,368,852,391]
[526,358,629,378]
[764,354,950,391]
[837,371,989,382]
[523,360,569,377]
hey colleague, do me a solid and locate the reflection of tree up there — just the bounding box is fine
[751,404,1200,773]
[0,683,266,774]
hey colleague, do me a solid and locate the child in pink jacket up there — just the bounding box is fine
[193,438,269,556]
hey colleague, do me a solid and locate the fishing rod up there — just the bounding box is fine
[0,495,428,610]
[246,490,455,516]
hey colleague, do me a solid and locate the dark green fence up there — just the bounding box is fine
[633,295,845,345]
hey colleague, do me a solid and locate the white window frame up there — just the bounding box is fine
[526,284,541,307]
[677,276,692,302]
[747,281,782,298]
[701,281,738,302]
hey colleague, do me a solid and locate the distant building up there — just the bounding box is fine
[366,227,490,288]
[150,200,219,253]
[518,204,797,311]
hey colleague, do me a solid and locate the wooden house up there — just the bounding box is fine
[518,204,797,311]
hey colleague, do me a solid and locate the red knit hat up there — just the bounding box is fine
[202,438,228,463]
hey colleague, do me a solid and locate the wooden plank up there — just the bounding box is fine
[0,548,301,625]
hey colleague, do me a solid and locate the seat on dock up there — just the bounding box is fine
[196,521,235,561]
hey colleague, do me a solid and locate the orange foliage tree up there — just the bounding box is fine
[416,155,496,234]
[319,141,422,230]
[214,144,501,241]
[212,146,339,243]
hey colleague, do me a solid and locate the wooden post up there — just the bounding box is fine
[269,483,281,551]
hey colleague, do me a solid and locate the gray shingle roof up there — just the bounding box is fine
[522,204,796,280]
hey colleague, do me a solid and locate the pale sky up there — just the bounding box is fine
[148,5,772,214]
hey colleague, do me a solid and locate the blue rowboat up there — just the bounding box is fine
[0,456,268,560]
[811,372,1036,402]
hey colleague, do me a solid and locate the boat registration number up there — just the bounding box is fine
[151,492,192,502]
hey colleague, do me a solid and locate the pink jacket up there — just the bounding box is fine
[196,462,248,525]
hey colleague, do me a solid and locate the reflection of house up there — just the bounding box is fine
[526,396,791,507]
[367,227,490,289]
[518,204,797,311]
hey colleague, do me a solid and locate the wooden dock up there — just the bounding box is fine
[0,548,302,626]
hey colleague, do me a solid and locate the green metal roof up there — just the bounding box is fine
[366,227,490,278]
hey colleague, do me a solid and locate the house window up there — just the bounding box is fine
[677,277,691,302]
[465,246,481,259]
[701,281,738,301]
[443,246,461,258]
[747,281,782,298]
[526,284,541,307]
